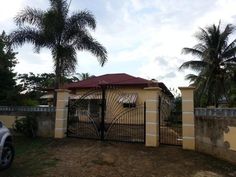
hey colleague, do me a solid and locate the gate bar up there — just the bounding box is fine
[144,101,146,144]
[101,86,106,140]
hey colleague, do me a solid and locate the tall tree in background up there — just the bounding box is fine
[17,72,80,93]
[180,22,236,107]
[78,72,91,80]
[0,31,19,105]
[18,73,55,93]
[10,0,107,96]
[16,72,91,105]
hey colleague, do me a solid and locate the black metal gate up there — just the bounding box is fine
[159,96,182,146]
[67,86,146,143]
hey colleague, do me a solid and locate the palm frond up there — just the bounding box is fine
[14,7,43,27]
[222,39,236,59]
[224,57,236,63]
[50,0,69,18]
[68,10,96,30]
[179,60,208,71]
[222,38,236,52]
[181,47,203,58]
[195,27,211,45]
[52,45,77,75]
[222,47,236,60]
[220,24,235,43]
[76,35,107,66]
[217,24,235,55]
[193,43,207,52]
[185,74,198,82]
[11,0,108,89]
[10,27,44,48]
[61,49,77,74]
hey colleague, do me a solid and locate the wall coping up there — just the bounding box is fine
[195,108,236,117]
[144,87,162,91]
[55,89,70,93]
[0,106,55,113]
[178,86,195,90]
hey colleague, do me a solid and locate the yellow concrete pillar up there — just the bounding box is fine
[144,87,162,147]
[179,86,195,150]
[54,89,70,138]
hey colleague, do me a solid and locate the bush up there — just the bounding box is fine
[14,113,38,138]
[21,98,39,106]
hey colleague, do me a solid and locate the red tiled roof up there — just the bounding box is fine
[64,73,174,98]
[65,73,154,89]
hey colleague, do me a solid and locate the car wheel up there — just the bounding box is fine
[0,142,14,170]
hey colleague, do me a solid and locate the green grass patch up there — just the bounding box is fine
[0,136,59,177]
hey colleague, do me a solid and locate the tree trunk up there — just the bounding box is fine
[53,58,61,106]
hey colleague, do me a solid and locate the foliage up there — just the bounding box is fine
[0,31,20,105]
[16,72,89,103]
[180,22,236,107]
[228,77,236,107]
[11,0,107,90]
[77,72,92,80]
[17,72,92,93]
[172,96,182,112]
[18,73,56,93]
[20,98,39,106]
[14,113,38,138]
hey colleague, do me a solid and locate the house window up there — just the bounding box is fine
[77,99,101,118]
[123,103,136,108]
[119,93,138,108]
[89,99,101,118]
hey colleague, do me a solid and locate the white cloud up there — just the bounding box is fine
[0,0,24,22]
[1,0,236,90]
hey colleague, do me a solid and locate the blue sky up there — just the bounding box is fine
[1,0,236,90]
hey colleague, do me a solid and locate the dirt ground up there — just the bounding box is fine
[1,137,236,177]
[42,138,236,177]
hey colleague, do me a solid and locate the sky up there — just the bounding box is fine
[1,0,236,91]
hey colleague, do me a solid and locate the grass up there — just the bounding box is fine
[0,136,59,177]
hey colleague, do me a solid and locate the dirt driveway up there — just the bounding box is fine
[1,137,236,177]
[44,138,236,177]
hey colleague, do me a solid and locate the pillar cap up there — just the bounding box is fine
[144,87,162,91]
[55,89,70,93]
[178,86,195,90]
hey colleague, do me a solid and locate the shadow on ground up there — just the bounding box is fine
[1,137,236,177]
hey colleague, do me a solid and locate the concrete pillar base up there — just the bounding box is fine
[179,86,195,150]
[54,89,70,139]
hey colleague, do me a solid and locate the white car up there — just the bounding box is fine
[0,121,14,170]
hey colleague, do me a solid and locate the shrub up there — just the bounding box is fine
[14,113,38,138]
[21,98,39,106]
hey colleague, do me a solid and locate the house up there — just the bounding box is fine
[66,73,173,97]
[41,73,173,104]
[58,73,173,142]
[41,73,174,142]
[41,73,174,116]
[65,73,173,111]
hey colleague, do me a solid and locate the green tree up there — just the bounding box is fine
[17,72,79,94]
[11,0,107,91]
[18,72,55,93]
[17,72,78,105]
[0,31,19,105]
[78,72,91,80]
[180,23,236,107]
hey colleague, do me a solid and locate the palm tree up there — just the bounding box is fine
[179,22,236,107]
[10,0,107,91]
[78,72,91,80]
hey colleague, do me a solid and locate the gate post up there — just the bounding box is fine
[179,86,195,150]
[144,87,162,147]
[54,89,70,138]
